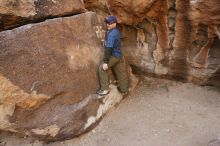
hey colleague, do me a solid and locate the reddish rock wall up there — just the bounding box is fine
[84,0,220,85]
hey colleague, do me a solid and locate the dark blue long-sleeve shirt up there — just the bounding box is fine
[103,28,122,63]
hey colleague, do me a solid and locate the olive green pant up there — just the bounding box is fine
[98,56,129,93]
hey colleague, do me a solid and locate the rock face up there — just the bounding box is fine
[0,12,138,141]
[0,0,85,30]
[85,0,220,85]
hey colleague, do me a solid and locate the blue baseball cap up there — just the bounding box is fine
[105,16,117,24]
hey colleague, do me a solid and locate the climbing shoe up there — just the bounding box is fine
[97,89,110,96]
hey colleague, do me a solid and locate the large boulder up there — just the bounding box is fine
[85,0,220,85]
[0,12,139,142]
[0,0,86,30]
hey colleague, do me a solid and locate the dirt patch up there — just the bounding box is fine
[0,77,220,146]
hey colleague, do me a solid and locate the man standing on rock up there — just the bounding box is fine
[97,15,129,96]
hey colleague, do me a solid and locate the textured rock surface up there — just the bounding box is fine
[0,12,125,141]
[0,0,85,30]
[85,0,220,85]
[0,11,138,141]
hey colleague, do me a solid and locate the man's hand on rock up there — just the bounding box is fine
[103,63,108,70]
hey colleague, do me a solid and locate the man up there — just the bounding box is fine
[97,15,129,96]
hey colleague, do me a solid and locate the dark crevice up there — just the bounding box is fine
[168,0,192,81]
[0,11,85,32]
[168,0,177,50]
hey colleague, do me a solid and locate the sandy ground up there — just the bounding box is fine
[0,77,220,146]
